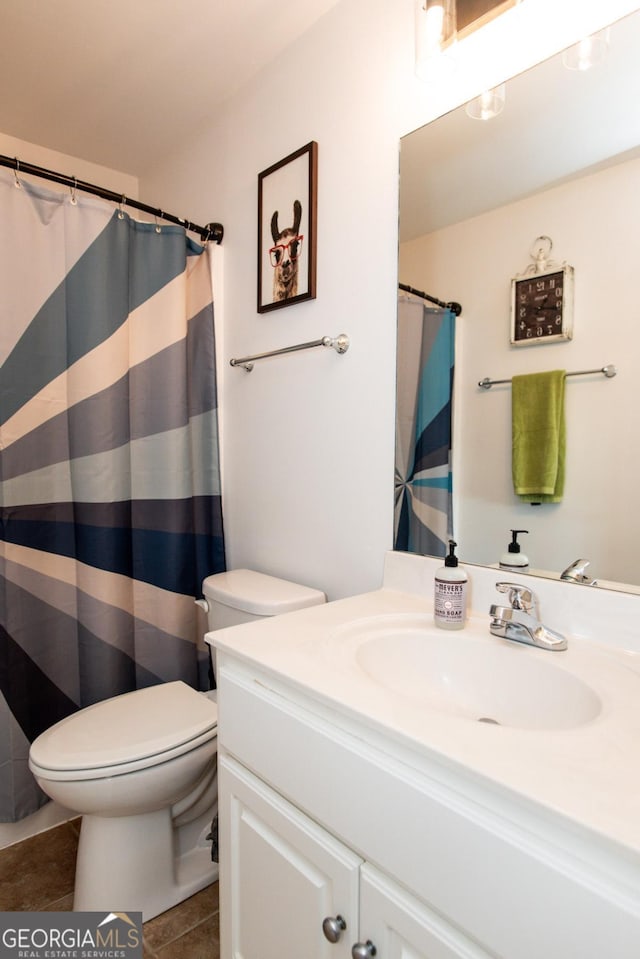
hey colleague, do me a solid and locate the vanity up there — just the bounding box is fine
[210,551,640,958]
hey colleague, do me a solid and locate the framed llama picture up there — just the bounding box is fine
[257,141,317,313]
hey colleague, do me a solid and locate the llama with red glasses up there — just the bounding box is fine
[269,200,303,301]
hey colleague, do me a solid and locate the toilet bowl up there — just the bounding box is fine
[29,569,325,921]
[29,681,218,919]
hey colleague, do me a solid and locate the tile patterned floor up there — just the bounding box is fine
[0,820,220,958]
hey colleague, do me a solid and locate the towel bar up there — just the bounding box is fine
[478,364,616,390]
[230,334,349,372]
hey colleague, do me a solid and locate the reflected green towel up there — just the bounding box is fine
[512,370,566,503]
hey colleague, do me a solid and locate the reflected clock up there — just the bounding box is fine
[510,265,574,346]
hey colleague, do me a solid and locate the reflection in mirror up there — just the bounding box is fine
[398,8,640,590]
[395,296,456,557]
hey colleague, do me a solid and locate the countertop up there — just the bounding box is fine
[210,583,640,866]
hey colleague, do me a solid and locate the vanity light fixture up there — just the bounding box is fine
[562,27,610,71]
[465,83,506,120]
[415,0,457,81]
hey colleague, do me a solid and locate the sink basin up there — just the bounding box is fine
[352,624,602,730]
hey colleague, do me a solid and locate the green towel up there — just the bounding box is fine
[512,370,566,503]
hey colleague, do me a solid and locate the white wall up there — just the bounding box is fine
[138,0,640,601]
[400,155,640,583]
[0,132,138,198]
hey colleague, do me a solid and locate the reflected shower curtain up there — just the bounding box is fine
[0,170,225,821]
[394,296,455,557]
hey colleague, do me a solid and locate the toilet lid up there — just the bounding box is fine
[202,569,326,616]
[30,681,217,773]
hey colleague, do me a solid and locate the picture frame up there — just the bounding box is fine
[257,141,317,313]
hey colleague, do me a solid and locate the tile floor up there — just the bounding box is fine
[0,820,220,958]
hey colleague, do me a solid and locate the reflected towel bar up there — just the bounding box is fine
[230,334,350,372]
[478,364,617,390]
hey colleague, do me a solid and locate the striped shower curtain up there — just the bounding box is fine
[0,170,225,822]
[394,296,455,557]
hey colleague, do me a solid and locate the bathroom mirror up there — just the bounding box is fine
[398,7,640,590]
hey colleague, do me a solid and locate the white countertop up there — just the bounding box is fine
[209,554,640,866]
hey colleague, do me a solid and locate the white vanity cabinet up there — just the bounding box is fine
[358,863,491,959]
[220,754,491,959]
[220,754,360,959]
[215,614,640,959]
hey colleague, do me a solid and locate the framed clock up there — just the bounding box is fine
[510,264,574,346]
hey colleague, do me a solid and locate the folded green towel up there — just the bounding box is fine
[512,370,566,503]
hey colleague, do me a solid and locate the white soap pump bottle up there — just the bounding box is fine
[434,540,468,631]
[499,529,529,571]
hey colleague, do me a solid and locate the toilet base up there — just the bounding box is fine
[73,806,218,921]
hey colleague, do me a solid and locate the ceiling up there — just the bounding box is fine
[0,0,342,176]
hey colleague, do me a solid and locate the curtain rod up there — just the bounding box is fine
[478,364,617,390]
[1,154,223,244]
[399,282,462,316]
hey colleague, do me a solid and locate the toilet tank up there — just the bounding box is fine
[202,569,326,630]
[202,570,326,689]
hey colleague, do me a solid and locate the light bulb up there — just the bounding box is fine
[465,83,506,121]
[415,0,457,82]
[562,28,610,71]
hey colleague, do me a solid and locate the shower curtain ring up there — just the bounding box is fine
[118,195,126,220]
[155,212,162,233]
[70,177,78,205]
[13,158,22,188]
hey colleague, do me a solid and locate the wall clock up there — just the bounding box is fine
[510,237,574,346]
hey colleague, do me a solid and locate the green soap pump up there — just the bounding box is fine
[499,529,529,571]
[434,540,468,631]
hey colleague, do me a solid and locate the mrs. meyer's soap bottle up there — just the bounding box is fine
[434,540,468,630]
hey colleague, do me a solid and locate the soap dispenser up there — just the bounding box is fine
[434,540,468,631]
[499,529,529,571]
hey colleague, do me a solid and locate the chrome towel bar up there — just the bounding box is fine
[230,334,349,372]
[478,364,617,390]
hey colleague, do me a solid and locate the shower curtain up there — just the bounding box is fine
[0,170,225,822]
[394,296,455,557]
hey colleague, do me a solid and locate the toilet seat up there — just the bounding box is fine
[29,681,217,782]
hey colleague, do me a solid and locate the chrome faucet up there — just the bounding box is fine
[489,582,567,651]
[560,558,598,586]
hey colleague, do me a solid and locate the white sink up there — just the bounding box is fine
[213,571,640,856]
[339,619,603,730]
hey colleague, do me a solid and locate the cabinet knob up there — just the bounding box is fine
[322,915,347,943]
[352,941,377,959]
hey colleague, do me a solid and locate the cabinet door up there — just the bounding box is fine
[219,754,362,959]
[359,864,493,959]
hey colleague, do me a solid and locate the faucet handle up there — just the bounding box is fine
[560,558,597,585]
[495,581,534,611]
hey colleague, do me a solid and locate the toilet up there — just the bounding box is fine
[29,569,325,920]
[201,568,326,689]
